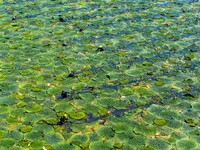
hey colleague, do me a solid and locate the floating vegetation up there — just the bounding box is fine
[0,0,199,149]
[154,119,167,126]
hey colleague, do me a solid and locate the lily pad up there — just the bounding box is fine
[184,118,197,127]
[89,140,113,150]
[134,124,156,136]
[176,138,198,150]
[0,138,15,148]
[96,126,114,139]
[118,87,133,96]
[68,111,86,120]
[154,80,164,86]
[24,130,44,141]
[5,131,23,143]
[154,119,167,126]
[45,133,64,145]
[53,142,80,150]
[25,102,43,113]
[20,125,32,133]
[70,133,89,146]
[148,139,170,150]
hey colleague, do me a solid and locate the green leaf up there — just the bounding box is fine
[154,119,167,126]
[70,133,89,146]
[96,126,114,139]
[45,133,64,145]
[68,111,86,120]
[24,130,44,141]
[89,140,113,150]
[25,102,43,113]
[176,138,198,150]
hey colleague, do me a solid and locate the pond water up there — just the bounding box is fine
[0,0,199,149]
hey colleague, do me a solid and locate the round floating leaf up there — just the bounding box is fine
[18,139,30,148]
[98,107,109,116]
[8,146,24,150]
[185,118,197,127]
[0,138,15,148]
[53,142,80,150]
[79,93,94,101]
[96,126,114,139]
[118,87,133,96]
[134,124,156,136]
[5,131,23,143]
[24,130,44,141]
[53,102,73,113]
[132,86,155,97]
[70,133,89,146]
[176,138,198,150]
[155,80,164,86]
[31,87,42,92]
[20,125,32,133]
[47,87,63,96]
[18,82,32,90]
[19,70,34,76]
[5,56,15,61]
[113,141,123,149]
[0,74,7,81]
[148,139,169,150]
[10,108,25,118]
[68,111,86,120]
[127,135,146,148]
[187,129,200,141]
[112,99,130,110]
[166,120,182,129]
[45,118,58,125]
[70,123,86,133]
[0,105,10,114]
[154,119,167,126]
[45,133,64,145]
[0,130,6,139]
[191,102,200,111]
[29,140,45,150]
[89,140,113,150]
[16,102,27,108]
[97,97,116,107]
[32,124,54,135]
[112,122,132,134]
[25,102,43,113]
[55,76,64,81]
[14,93,25,100]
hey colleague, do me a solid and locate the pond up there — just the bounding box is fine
[0,0,199,150]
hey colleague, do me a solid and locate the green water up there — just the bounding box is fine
[0,0,199,149]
